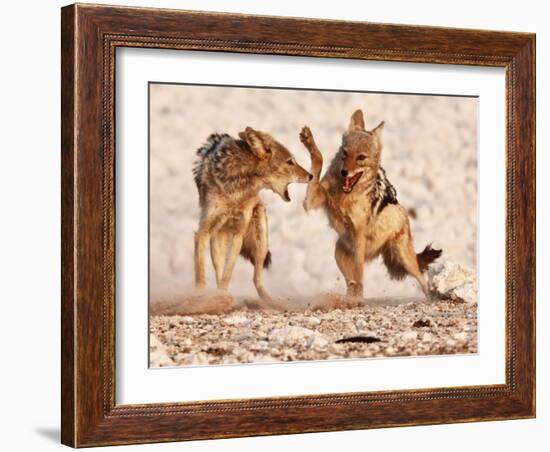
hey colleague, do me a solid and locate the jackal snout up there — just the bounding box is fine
[239,127,312,202]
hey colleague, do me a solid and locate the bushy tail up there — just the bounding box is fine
[417,244,442,273]
[263,251,272,269]
[240,249,272,269]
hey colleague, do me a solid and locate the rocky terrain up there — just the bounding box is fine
[150,260,478,367]
[150,300,477,367]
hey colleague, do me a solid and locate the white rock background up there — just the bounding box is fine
[149,84,477,302]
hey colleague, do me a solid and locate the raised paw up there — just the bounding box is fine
[300,126,323,180]
[299,126,315,150]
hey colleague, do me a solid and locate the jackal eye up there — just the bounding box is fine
[287,159,294,165]
[357,154,367,161]
[342,150,348,158]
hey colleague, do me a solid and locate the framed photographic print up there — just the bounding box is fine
[61,3,535,447]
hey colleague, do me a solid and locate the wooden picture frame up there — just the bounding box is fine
[61,3,535,447]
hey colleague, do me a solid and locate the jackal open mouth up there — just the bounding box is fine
[342,171,363,193]
[283,186,291,202]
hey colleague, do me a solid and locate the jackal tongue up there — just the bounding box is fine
[343,172,362,193]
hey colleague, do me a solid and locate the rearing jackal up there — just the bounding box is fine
[300,109,441,299]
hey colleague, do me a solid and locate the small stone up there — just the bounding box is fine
[249,340,269,351]
[232,330,256,341]
[355,319,368,330]
[328,343,345,353]
[446,339,457,347]
[308,333,330,349]
[369,344,381,354]
[453,332,469,341]
[304,316,321,327]
[223,314,250,326]
[401,331,418,341]
[268,326,316,345]
[422,332,433,342]
[187,352,210,366]
[179,316,195,324]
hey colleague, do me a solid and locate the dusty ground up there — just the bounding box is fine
[150,297,477,367]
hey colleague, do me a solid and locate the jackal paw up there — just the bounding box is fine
[346,281,364,299]
[299,126,315,150]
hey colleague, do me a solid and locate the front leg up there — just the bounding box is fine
[219,211,253,290]
[300,126,327,211]
[326,201,352,236]
[194,218,216,289]
[210,230,229,287]
[194,205,224,289]
[249,204,274,304]
[349,231,366,299]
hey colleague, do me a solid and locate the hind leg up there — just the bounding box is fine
[253,262,272,303]
[335,236,363,297]
[373,205,430,298]
[392,229,430,297]
[219,209,253,290]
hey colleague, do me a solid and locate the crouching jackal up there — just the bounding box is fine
[193,127,312,304]
[300,109,441,299]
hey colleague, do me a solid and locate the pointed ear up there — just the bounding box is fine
[240,127,269,159]
[348,109,365,132]
[372,120,385,137]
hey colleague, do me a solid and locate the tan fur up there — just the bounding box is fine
[194,128,312,306]
[300,109,441,299]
